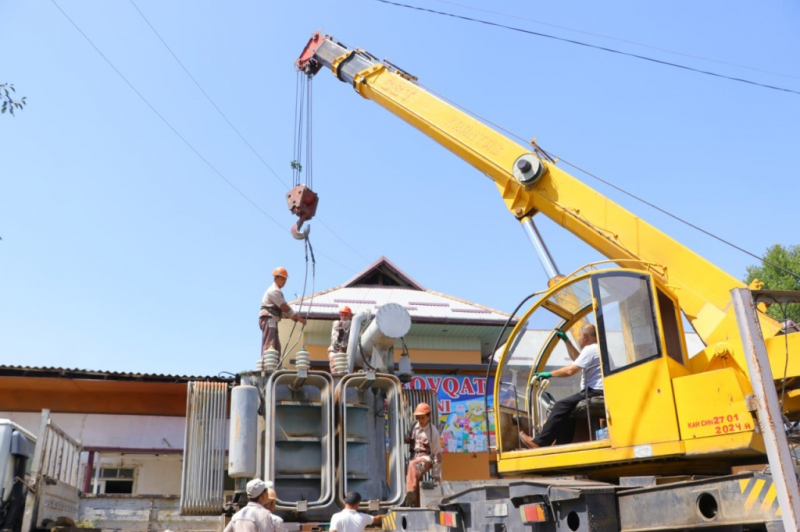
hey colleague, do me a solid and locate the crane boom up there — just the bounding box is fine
[296,32,780,349]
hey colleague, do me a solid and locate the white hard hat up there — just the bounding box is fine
[246,478,273,498]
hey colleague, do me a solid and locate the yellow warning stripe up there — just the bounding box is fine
[738,476,781,517]
[761,484,777,512]
[383,511,396,531]
[744,479,766,510]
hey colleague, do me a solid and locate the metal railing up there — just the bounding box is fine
[20,409,84,532]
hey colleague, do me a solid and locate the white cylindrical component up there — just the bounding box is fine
[346,310,372,374]
[361,303,411,354]
[333,350,349,375]
[262,346,280,373]
[295,347,311,371]
[358,303,412,372]
[228,385,259,478]
[398,354,412,377]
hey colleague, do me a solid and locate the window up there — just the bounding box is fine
[657,289,685,365]
[593,273,661,375]
[91,467,135,494]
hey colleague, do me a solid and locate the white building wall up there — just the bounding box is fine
[0,412,188,449]
[93,453,184,495]
[0,412,203,496]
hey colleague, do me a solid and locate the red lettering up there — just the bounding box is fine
[459,379,476,396]
[474,378,486,395]
[438,399,451,413]
[408,376,426,389]
[442,377,459,399]
[425,376,443,390]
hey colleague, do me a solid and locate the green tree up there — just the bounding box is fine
[745,244,800,324]
[1,83,27,116]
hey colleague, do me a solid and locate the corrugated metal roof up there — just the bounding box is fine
[0,365,232,383]
[293,286,512,324]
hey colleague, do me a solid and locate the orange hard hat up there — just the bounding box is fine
[413,403,431,416]
[339,306,353,315]
[272,267,289,278]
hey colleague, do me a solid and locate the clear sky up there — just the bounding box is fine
[2,1,798,377]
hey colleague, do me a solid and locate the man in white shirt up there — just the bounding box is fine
[329,491,382,532]
[223,478,275,532]
[520,324,603,448]
[259,267,306,357]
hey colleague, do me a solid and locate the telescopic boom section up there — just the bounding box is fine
[296,32,780,347]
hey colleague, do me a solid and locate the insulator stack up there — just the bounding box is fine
[332,351,349,375]
[262,346,280,373]
[295,347,311,371]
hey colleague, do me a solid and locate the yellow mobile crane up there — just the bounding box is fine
[295,32,800,531]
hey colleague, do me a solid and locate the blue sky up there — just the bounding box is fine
[2,1,798,376]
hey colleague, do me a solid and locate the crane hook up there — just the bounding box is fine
[286,184,318,240]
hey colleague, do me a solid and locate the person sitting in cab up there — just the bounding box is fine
[520,324,602,448]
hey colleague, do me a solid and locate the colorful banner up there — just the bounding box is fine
[404,375,495,453]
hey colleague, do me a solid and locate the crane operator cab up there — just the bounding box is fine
[494,263,695,477]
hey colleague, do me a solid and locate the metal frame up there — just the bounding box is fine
[265,370,335,512]
[732,287,800,532]
[336,372,405,509]
[21,409,83,531]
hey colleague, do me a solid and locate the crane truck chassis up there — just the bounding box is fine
[179,33,800,532]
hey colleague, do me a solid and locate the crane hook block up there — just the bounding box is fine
[287,184,319,240]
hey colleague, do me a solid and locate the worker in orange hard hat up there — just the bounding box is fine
[327,306,354,372]
[259,267,306,358]
[403,402,442,507]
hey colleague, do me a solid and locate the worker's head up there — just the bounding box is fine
[273,266,289,286]
[264,487,278,511]
[578,324,597,348]
[339,306,353,319]
[344,491,362,509]
[246,478,272,504]
[414,402,432,427]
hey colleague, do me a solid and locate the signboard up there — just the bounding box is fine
[404,375,495,453]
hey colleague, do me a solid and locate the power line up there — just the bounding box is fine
[128,0,290,190]
[128,0,371,263]
[416,83,799,280]
[431,0,800,82]
[375,0,800,97]
[50,0,357,274]
[555,156,800,281]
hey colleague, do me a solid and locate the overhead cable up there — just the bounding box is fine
[415,84,800,281]
[128,0,290,190]
[375,0,800,97]
[129,0,371,263]
[51,0,357,274]
[130,0,369,262]
[431,0,800,81]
